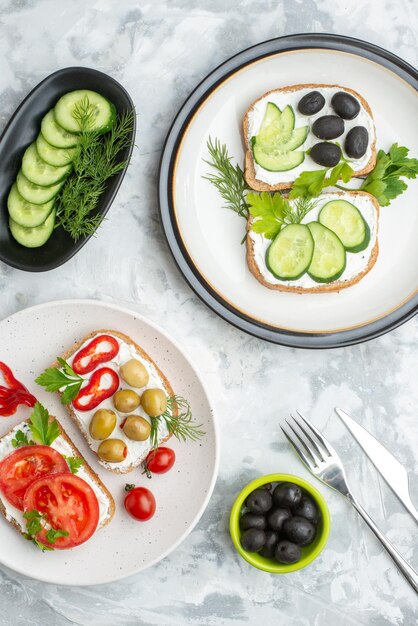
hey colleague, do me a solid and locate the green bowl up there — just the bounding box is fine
[229,473,331,573]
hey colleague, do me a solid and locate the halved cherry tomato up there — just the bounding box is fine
[73,367,119,411]
[124,486,156,521]
[72,335,119,375]
[143,447,176,478]
[23,473,100,549]
[0,445,69,510]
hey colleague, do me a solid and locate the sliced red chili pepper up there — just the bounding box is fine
[0,362,36,417]
[72,367,119,411]
[72,335,119,375]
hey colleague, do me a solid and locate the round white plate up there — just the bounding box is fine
[160,35,418,347]
[0,299,218,586]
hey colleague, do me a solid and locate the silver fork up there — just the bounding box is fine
[282,410,418,594]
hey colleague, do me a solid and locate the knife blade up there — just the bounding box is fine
[335,407,418,524]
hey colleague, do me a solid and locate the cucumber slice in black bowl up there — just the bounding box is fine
[0,67,136,272]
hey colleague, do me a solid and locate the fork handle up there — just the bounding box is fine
[349,495,418,593]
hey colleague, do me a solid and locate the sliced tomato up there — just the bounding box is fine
[23,473,100,549]
[0,445,69,510]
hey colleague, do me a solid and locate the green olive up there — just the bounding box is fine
[113,389,140,413]
[122,415,151,441]
[141,388,167,417]
[97,439,127,463]
[120,359,149,388]
[89,409,117,440]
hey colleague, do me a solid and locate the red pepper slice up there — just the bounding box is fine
[72,367,119,411]
[72,335,119,375]
[0,362,36,417]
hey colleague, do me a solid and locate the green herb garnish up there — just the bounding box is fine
[35,358,83,404]
[247,193,319,239]
[11,429,34,449]
[28,402,60,446]
[149,396,205,450]
[24,509,69,552]
[55,97,134,241]
[63,455,84,474]
[203,137,249,220]
[289,162,354,198]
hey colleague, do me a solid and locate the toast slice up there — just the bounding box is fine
[0,417,115,541]
[244,84,377,192]
[61,330,175,474]
[246,191,380,293]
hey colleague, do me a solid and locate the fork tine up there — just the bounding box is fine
[280,425,317,470]
[291,414,325,462]
[283,420,319,468]
[296,410,332,457]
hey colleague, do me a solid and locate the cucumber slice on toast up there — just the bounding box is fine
[319,199,370,252]
[257,103,295,147]
[36,133,76,167]
[307,222,346,283]
[7,183,54,228]
[41,110,80,148]
[22,143,72,187]
[266,224,314,280]
[9,208,56,248]
[55,90,116,134]
[253,144,305,172]
[16,170,63,205]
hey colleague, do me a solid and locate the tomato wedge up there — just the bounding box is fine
[0,445,69,510]
[23,473,100,549]
[72,335,119,375]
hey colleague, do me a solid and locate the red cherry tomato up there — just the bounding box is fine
[72,335,119,375]
[23,473,100,549]
[124,486,156,521]
[0,445,70,510]
[144,447,176,477]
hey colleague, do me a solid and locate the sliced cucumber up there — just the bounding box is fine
[16,170,63,204]
[36,133,76,167]
[257,103,296,147]
[54,90,116,134]
[22,143,72,187]
[319,199,370,252]
[40,110,80,148]
[253,144,305,172]
[7,183,54,228]
[307,222,346,283]
[9,209,56,248]
[266,224,314,280]
[255,125,309,153]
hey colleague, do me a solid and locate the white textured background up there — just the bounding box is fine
[0,1,417,624]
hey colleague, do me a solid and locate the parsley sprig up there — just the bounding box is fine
[35,357,83,404]
[24,509,69,552]
[12,429,34,449]
[247,193,319,239]
[63,455,84,474]
[289,162,354,198]
[149,396,205,450]
[28,402,60,446]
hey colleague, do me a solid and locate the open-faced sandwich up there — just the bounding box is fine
[36,330,203,474]
[0,403,114,550]
[244,84,376,192]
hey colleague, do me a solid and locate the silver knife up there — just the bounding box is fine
[335,408,418,524]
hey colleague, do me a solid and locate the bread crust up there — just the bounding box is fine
[0,417,115,542]
[60,330,175,474]
[244,84,377,192]
[246,191,380,294]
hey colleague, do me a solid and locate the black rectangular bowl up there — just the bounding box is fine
[0,67,136,272]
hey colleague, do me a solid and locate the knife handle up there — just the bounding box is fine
[349,495,418,594]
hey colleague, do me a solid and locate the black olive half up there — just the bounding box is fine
[310,142,341,167]
[298,91,325,116]
[331,91,360,120]
[345,126,369,159]
[312,115,344,140]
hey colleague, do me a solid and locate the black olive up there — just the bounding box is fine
[239,512,267,531]
[310,142,341,167]
[272,482,302,510]
[298,91,325,115]
[274,540,301,564]
[240,528,266,552]
[262,483,273,491]
[312,115,344,140]
[259,529,279,558]
[331,91,360,120]
[267,507,292,531]
[283,516,316,546]
[345,126,369,159]
[293,495,319,523]
[245,488,273,514]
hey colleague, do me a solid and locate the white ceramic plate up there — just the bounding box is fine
[159,35,418,347]
[0,299,218,586]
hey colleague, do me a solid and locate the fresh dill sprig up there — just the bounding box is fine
[203,137,250,219]
[55,103,134,241]
[149,395,205,450]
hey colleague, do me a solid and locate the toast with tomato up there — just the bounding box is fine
[0,408,115,550]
